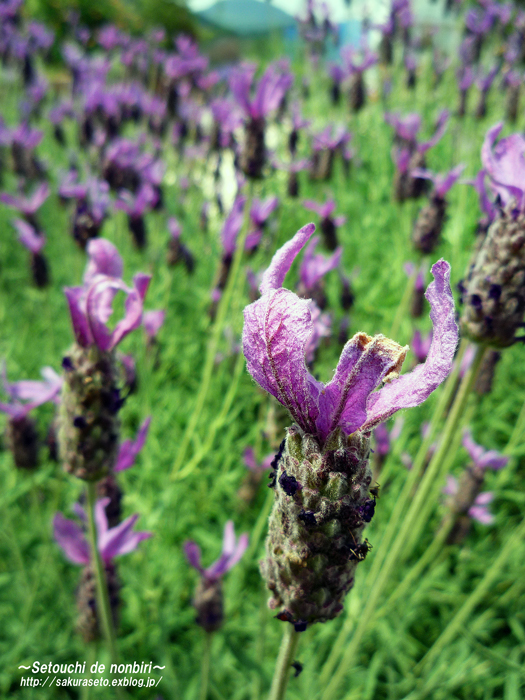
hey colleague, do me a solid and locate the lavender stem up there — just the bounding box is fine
[86,482,119,667]
[267,625,300,700]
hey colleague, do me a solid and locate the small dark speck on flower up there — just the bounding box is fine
[279,471,299,496]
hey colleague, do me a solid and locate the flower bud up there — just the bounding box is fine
[5,415,39,470]
[58,345,121,481]
[412,195,447,254]
[261,426,374,629]
[460,204,525,348]
[193,579,224,633]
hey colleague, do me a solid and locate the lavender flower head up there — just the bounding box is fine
[242,224,458,628]
[184,521,248,632]
[59,239,150,481]
[461,123,525,347]
[297,234,342,308]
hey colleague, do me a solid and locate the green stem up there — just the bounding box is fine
[320,344,485,700]
[414,516,525,673]
[171,184,254,479]
[268,625,300,700]
[200,633,212,700]
[319,340,466,688]
[86,483,119,667]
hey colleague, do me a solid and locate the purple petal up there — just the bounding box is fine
[362,260,458,431]
[468,505,494,524]
[374,422,390,455]
[53,513,90,565]
[243,447,258,471]
[99,512,152,562]
[478,451,509,471]
[64,286,92,347]
[114,416,152,472]
[481,122,525,207]
[143,310,166,340]
[259,223,315,295]
[462,428,486,464]
[184,540,204,573]
[243,287,322,434]
[474,491,494,505]
[316,334,408,441]
[84,239,123,286]
[13,219,45,253]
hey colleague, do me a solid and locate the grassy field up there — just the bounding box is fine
[1,18,525,700]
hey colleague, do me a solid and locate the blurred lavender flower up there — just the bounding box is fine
[0,182,49,231]
[303,198,346,250]
[115,184,158,248]
[184,521,248,632]
[12,218,49,287]
[442,429,508,542]
[310,125,353,181]
[143,310,166,345]
[411,329,433,363]
[167,217,194,272]
[475,64,500,119]
[246,196,279,251]
[1,364,62,469]
[411,164,465,254]
[373,416,404,474]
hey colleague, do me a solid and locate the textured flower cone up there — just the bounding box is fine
[412,195,447,254]
[6,415,39,470]
[76,563,120,643]
[287,172,299,198]
[97,476,123,528]
[348,73,365,113]
[72,206,100,250]
[241,117,266,179]
[128,215,147,249]
[58,345,121,481]
[506,85,520,124]
[261,425,374,629]
[445,465,484,545]
[193,579,224,633]
[394,153,428,203]
[310,150,334,182]
[474,350,501,395]
[320,217,339,251]
[31,252,49,288]
[460,205,525,348]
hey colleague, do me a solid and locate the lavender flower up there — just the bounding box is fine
[184,521,248,632]
[303,199,346,250]
[246,196,279,251]
[54,498,152,641]
[12,218,49,287]
[411,329,433,363]
[0,183,49,231]
[461,124,525,347]
[372,416,404,474]
[310,125,352,181]
[238,447,275,503]
[230,62,292,178]
[442,429,508,542]
[242,224,458,628]
[167,217,194,272]
[59,239,150,481]
[475,64,500,119]
[411,165,465,254]
[143,310,166,343]
[1,364,62,469]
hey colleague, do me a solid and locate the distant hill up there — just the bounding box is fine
[197,0,296,35]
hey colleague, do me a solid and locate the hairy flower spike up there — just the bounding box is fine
[243,225,458,627]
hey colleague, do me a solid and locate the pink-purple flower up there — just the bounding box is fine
[64,239,151,352]
[242,224,458,445]
[184,521,248,582]
[54,499,152,565]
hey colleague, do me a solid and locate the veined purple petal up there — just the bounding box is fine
[362,260,458,431]
[259,223,315,295]
[84,239,123,286]
[243,287,322,434]
[64,286,92,347]
[316,334,407,441]
[53,513,90,565]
